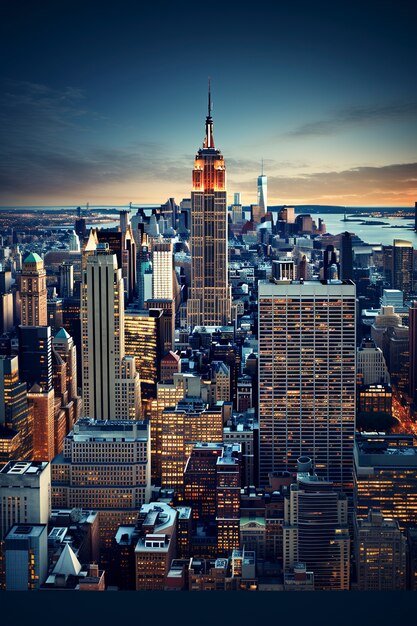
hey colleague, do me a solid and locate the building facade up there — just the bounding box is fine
[283,462,350,591]
[51,419,151,553]
[187,86,231,327]
[355,510,406,591]
[81,245,139,420]
[20,253,47,326]
[258,279,356,489]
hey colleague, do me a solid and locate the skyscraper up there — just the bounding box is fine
[27,384,55,462]
[161,398,225,493]
[81,244,140,421]
[150,241,176,352]
[393,239,413,300]
[257,162,267,215]
[59,261,74,298]
[152,242,173,300]
[357,337,390,386]
[0,460,51,589]
[187,85,231,328]
[258,279,356,489]
[283,460,350,591]
[354,433,417,531]
[354,510,406,591]
[124,306,165,407]
[53,327,78,402]
[97,212,137,303]
[5,524,48,590]
[18,325,53,391]
[409,301,417,406]
[0,355,32,460]
[51,418,151,555]
[19,253,47,326]
[322,244,339,280]
[340,231,353,280]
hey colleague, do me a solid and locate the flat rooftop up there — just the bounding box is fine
[0,460,48,476]
[6,523,47,539]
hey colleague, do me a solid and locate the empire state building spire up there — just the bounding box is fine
[203,78,214,149]
[187,83,231,328]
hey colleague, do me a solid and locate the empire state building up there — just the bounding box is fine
[187,86,231,328]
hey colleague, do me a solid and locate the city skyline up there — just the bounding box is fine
[0,1,416,206]
[1,0,417,600]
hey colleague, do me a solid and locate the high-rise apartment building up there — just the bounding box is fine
[354,433,417,531]
[150,373,205,484]
[354,510,406,591]
[0,460,51,589]
[81,245,140,420]
[152,242,174,300]
[18,325,53,391]
[0,461,51,539]
[357,337,390,385]
[216,444,241,555]
[161,398,225,493]
[258,279,356,489]
[283,459,350,591]
[0,293,13,335]
[184,443,224,520]
[0,427,20,467]
[53,328,78,402]
[124,307,165,405]
[231,193,244,226]
[393,239,413,300]
[19,253,47,326]
[187,86,231,328]
[59,261,74,298]
[409,301,417,407]
[145,298,175,354]
[51,418,151,553]
[340,231,353,280]
[5,523,48,590]
[0,356,32,461]
[27,384,55,462]
[134,502,177,591]
[146,242,177,352]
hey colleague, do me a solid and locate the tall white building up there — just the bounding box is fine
[81,244,140,420]
[357,338,390,385]
[0,461,51,540]
[152,242,173,300]
[258,279,356,489]
[68,230,81,252]
[0,460,51,588]
[257,165,267,215]
[151,241,176,352]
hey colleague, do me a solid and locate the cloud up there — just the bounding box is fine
[0,80,192,200]
[285,101,417,138]
[232,162,417,205]
[0,81,415,206]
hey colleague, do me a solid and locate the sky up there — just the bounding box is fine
[0,0,416,207]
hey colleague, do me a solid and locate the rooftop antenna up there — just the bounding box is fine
[204,77,214,149]
[261,158,264,176]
